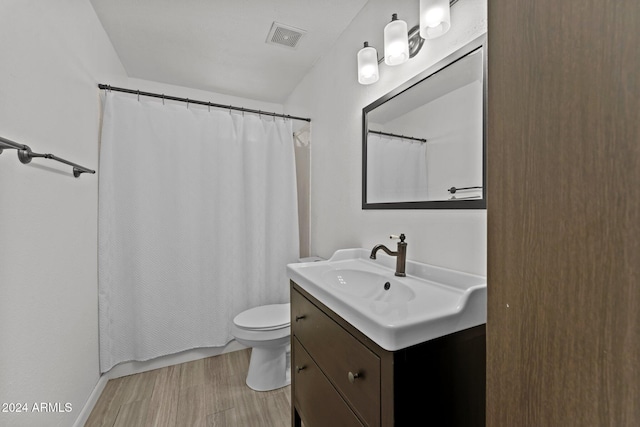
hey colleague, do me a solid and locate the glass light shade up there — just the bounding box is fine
[357,43,379,85]
[420,0,451,39]
[384,15,409,66]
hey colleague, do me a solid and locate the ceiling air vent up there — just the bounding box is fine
[266,22,307,49]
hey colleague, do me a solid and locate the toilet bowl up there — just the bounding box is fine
[231,303,291,391]
[231,257,323,391]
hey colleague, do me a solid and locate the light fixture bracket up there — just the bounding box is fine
[408,25,424,58]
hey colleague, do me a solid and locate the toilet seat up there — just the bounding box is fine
[233,303,290,331]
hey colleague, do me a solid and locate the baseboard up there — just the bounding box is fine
[107,341,247,379]
[72,374,109,427]
[72,341,247,426]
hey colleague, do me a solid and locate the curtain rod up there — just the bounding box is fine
[0,136,95,177]
[368,129,427,143]
[98,84,311,123]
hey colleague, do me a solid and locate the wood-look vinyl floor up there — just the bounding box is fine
[85,349,291,427]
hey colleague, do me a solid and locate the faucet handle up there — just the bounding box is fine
[389,234,406,242]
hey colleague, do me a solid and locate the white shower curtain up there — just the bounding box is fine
[98,92,299,372]
[366,133,428,203]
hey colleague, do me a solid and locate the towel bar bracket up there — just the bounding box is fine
[17,146,33,164]
[0,136,95,177]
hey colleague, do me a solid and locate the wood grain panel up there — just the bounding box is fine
[176,384,207,427]
[487,0,640,425]
[86,349,290,426]
[85,378,128,427]
[144,364,180,427]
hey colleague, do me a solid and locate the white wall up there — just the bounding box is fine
[285,0,487,275]
[0,1,127,426]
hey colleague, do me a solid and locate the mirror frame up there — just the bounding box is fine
[362,34,487,209]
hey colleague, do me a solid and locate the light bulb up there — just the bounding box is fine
[357,42,379,85]
[420,0,451,39]
[384,14,409,66]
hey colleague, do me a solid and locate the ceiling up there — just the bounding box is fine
[89,0,369,104]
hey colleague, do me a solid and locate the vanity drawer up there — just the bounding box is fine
[292,289,381,426]
[293,338,364,427]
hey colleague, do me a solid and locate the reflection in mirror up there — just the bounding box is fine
[363,35,486,209]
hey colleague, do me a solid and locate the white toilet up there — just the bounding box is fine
[232,303,291,391]
[231,257,323,391]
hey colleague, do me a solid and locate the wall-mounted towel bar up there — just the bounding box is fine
[448,186,483,194]
[0,136,95,178]
[368,130,427,143]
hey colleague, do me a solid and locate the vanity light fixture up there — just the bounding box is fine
[384,14,410,66]
[357,1,459,85]
[420,0,452,39]
[357,42,380,85]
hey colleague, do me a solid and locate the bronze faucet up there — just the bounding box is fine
[370,234,407,277]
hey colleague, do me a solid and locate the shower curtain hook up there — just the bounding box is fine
[229,104,232,115]
[186,98,189,109]
[208,102,211,112]
[162,94,165,105]
[137,90,140,102]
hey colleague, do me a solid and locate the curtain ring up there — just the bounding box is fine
[186,98,189,109]
[229,104,232,115]
[137,90,140,102]
[162,94,165,105]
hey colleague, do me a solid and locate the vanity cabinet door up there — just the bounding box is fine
[293,338,364,427]
[292,289,381,426]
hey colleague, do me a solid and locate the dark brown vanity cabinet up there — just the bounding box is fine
[291,282,486,427]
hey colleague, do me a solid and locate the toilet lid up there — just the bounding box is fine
[234,303,290,330]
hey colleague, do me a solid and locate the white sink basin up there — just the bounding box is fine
[287,248,486,351]
[322,269,416,303]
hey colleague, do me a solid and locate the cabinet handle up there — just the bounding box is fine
[296,365,306,373]
[295,315,306,322]
[348,371,361,383]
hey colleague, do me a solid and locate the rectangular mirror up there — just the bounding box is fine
[362,34,486,209]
